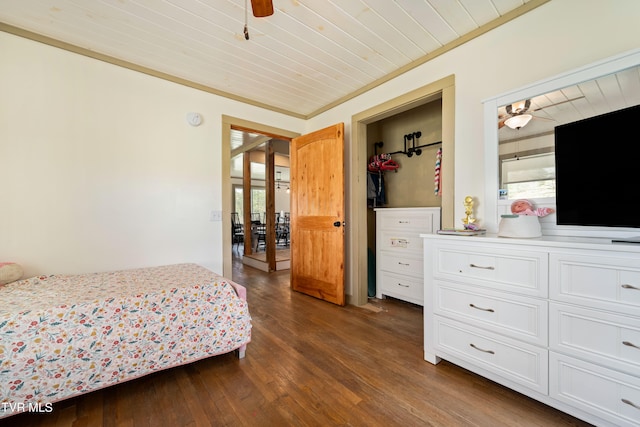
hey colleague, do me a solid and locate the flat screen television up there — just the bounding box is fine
[554,104,640,230]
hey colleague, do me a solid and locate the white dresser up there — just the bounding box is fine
[375,207,440,306]
[422,234,640,427]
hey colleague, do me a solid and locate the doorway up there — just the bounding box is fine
[230,143,292,272]
[221,116,300,280]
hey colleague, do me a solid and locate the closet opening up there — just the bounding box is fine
[350,75,455,306]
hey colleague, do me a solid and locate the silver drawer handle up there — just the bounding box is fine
[397,283,410,288]
[470,343,495,354]
[398,262,410,266]
[622,284,640,290]
[622,398,640,410]
[623,341,640,350]
[398,220,410,224]
[470,304,495,313]
[469,263,495,270]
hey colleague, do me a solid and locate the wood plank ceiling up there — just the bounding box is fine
[0,0,546,118]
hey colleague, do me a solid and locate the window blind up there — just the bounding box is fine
[502,153,555,185]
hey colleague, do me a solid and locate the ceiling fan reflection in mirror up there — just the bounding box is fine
[501,99,533,130]
[498,96,585,130]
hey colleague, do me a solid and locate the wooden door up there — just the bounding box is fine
[290,123,345,305]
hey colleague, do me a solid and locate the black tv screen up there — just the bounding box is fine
[555,104,640,228]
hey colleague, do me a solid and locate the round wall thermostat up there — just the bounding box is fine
[186,112,202,126]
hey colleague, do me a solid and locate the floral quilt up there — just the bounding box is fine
[0,263,251,418]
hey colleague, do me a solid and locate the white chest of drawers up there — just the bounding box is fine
[375,207,440,306]
[422,234,640,427]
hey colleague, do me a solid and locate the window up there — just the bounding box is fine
[251,187,266,219]
[232,185,266,221]
[501,153,555,200]
[234,186,244,219]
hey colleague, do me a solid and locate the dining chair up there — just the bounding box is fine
[231,212,244,250]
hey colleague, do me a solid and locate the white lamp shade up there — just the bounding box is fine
[505,114,532,129]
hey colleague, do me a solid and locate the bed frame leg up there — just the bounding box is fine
[237,344,247,359]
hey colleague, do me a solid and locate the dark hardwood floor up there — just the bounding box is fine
[3,256,592,427]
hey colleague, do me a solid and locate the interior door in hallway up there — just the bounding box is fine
[290,123,345,306]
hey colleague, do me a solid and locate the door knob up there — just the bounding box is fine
[333,221,342,227]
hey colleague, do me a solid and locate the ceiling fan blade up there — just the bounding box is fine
[251,0,274,17]
[531,96,585,112]
[531,115,555,122]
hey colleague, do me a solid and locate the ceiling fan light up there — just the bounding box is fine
[505,114,532,130]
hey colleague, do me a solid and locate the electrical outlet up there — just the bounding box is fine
[210,210,222,222]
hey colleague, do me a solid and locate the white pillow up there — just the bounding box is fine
[0,262,23,285]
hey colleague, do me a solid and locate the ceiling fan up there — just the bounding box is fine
[244,0,273,40]
[499,99,536,130]
[251,0,274,17]
[498,96,585,130]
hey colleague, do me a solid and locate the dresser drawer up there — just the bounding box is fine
[550,302,640,376]
[378,230,425,253]
[550,252,640,316]
[379,251,423,277]
[377,271,423,305]
[550,352,640,427]
[435,280,547,346]
[432,243,548,297]
[434,317,548,394]
[377,209,439,233]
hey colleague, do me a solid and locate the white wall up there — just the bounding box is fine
[0,32,304,277]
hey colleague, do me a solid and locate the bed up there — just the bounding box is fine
[0,263,251,418]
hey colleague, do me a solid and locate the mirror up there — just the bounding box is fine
[498,65,640,201]
[483,49,640,233]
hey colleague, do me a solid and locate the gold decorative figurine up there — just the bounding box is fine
[462,196,476,226]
